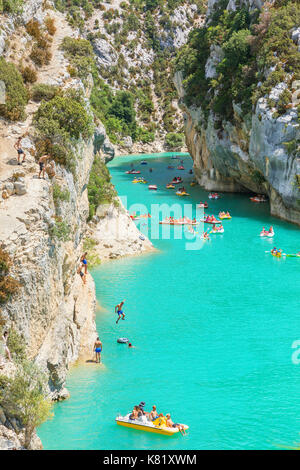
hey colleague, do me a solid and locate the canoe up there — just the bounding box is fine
[116,415,188,436]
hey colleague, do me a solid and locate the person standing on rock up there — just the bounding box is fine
[38,154,51,179]
[94,337,102,363]
[80,252,88,275]
[14,137,26,165]
[115,300,125,324]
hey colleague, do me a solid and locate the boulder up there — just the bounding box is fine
[93,39,118,68]
[13,182,26,196]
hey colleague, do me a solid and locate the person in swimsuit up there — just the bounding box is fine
[14,137,26,165]
[80,252,88,275]
[38,154,51,179]
[165,413,186,435]
[77,265,86,284]
[148,405,158,421]
[2,331,12,361]
[94,337,102,363]
[115,300,125,324]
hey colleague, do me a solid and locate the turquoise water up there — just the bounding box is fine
[39,152,300,450]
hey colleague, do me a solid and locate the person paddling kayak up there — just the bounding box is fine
[115,300,125,324]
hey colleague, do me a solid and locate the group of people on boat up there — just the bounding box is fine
[204,215,219,223]
[219,211,231,219]
[211,224,224,233]
[260,226,274,237]
[161,216,197,225]
[171,176,183,184]
[250,194,267,203]
[129,403,186,435]
[271,247,282,256]
[208,192,220,199]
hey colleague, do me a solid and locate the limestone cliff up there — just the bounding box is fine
[175,0,300,225]
[0,1,156,449]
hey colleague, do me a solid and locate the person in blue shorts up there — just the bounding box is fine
[94,337,102,363]
[115,300,125,324]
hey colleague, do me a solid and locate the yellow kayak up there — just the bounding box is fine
[219,215,232,220]
[176,191,190,197]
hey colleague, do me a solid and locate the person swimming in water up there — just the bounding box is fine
[115,300,125,324]
[94,337,102,363]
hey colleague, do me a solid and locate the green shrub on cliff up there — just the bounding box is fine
[0,360,52,449]
[0,58,28,121]
[165,132,184,149]
[0,247,20,305]
[0,0,23,13]
[34,93,93,171]
[88,155,117,220]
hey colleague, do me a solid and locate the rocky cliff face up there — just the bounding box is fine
[175,0,300,225]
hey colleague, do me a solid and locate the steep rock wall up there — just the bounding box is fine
[175,0,300,225]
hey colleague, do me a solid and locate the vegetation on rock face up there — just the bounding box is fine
[0,0,23,14]
[87,155,117,220]
[34,91,94,171]
[0,58,28,121]
[176,0,300,123]
[58,0,202,144]
[0,360,52,449]
[0,247,20,305]
[165,132,184,149]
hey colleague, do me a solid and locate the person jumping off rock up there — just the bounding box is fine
[115,300,125,324]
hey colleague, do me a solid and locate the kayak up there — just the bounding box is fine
[132,179,147,184]
[176,191,190,196]
[219,214,231,220]
[116,414,188,436]
[148,185,157,190]
[166,184,175,189]
[126,170,141,174]
[177,166,185,170]
[190,181,197,186]
[208,193,220,199]
[198,203,208,209]
[210,228,224,234]
[140,161,147,165]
